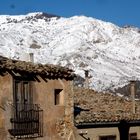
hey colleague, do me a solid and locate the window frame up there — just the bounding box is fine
[13,79,32,105]
[99,135,116,140]
[129,133,137,140]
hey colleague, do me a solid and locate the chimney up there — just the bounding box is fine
[130,80,136,114]
[29,53,34,63]
[84,70,89,89]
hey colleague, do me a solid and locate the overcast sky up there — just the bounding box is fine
[0,0,140,27]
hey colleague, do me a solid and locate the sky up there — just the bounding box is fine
[0,0,140,28]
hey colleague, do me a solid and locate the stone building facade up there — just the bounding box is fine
[0,56,75,140]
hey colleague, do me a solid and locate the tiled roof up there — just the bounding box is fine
[74,88,140,125]
[0,56,75,80]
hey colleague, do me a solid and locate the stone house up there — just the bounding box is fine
[74,87,140,140]
[0,56,75,140]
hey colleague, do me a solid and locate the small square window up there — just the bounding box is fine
[54,89,63,105]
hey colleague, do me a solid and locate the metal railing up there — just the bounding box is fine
[8,103,43,139]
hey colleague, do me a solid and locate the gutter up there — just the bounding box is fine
[75,120,140,129]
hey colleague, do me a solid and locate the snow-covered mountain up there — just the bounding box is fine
[0,12,140,91]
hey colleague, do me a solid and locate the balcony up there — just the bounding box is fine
[8,103,43,138]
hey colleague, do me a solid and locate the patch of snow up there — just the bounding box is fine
[0,12,140,92]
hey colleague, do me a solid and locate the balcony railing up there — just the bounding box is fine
[8,103,43,139]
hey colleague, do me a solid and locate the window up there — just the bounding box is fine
[129,133,137,140]
[9,79,43,138]
[99,135,116,140]
[54,89,63,105]
[14,80,31,104]
[14,81,21,103]
[23,82,30,103]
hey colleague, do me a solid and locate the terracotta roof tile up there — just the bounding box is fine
[74,88,140,125]
[0,56,75,80]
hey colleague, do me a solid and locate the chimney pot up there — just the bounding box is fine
[130,80,136,114]
[29,53,34,63]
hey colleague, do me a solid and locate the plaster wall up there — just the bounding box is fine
[76,126,140,140]
[0,74,13,140]
[0,74,74,140]
[33,78,74,140]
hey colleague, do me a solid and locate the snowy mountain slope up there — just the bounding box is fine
[0,12,140,91]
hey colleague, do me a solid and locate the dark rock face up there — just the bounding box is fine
[35,12,60,19]
[114,81,140,98]
[4,12,60,24]
[25,12,60,22]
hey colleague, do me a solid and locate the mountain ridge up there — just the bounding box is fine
[0,12,140,92]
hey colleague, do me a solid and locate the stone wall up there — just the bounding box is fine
[56,80,75,140]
